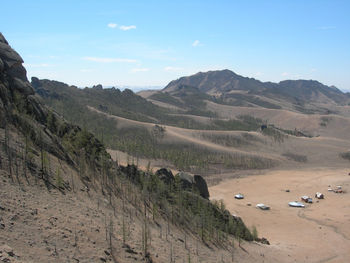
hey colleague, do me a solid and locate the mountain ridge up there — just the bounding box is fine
[162,69,348,111]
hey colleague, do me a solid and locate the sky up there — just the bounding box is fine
[1,0,350,91]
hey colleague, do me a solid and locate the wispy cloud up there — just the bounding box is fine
[317,26,336,30]
[23,63,51,68]
[131,68,149,72]
[107,23,118,28]
[80,69,93,72]
[119,25,136,31]
[192,40,200,47]
[83,57,138,63]
[164,66,183,72]
[281,72,289,77]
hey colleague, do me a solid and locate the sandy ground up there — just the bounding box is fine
[210,167,350,263]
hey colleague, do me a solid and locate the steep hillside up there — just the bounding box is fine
[0,33,264,262]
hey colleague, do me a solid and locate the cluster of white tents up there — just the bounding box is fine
[234,190,327,210]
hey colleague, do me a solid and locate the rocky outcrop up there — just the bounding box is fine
[194,175,210,199]
[175,172,210,199]
[0,32,109,171]
[155,168,174,184]
[0,33,34,94]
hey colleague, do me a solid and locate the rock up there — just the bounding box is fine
[0,245,14,256]
[92,84,103,90]
[12,77,34,95]
[0,42,24,68]
[31,77,41,88]
[256,237,270,245]
[0,58,4,72]
[193,175,210,199]
[155,168,174,184]
[0,33,8,44]
[176,171,194,190]
[7,63,28,81]
[175,172,210,198]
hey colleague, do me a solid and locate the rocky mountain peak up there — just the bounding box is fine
[0,32,34,96]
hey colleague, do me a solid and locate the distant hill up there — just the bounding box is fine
[160,69,349,113]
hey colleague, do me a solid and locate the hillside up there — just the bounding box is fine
[0,33,270,262]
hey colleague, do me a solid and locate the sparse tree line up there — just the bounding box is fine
[0,89,259,263]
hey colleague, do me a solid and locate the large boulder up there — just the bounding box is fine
[194,175,210,199]
[175,172,210,199]
[176,171,194,190]
[155,168,174,184]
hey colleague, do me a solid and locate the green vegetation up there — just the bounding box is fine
[149,91,182,106]
[119,165,254,242]
[320,116,332,127]
[261,126,287,143]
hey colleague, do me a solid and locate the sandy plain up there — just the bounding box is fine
[210,168,350,263]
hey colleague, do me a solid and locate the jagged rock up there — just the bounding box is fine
[92,84,103,90]
[12,77,34,95]
[194,175,210,199]
[155,168,174,184]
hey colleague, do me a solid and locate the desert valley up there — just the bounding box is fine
[1,1,350,262]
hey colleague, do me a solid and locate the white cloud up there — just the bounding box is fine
[23,63,51,68]
[164,66,183,72]
[108,23,117,28]
[131,68,149,72]
[119,25,136,31]
[192,40,200,47]
[83,57,138,63]
[281,72,289,77]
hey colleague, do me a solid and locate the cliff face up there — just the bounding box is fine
[0,32,109,169]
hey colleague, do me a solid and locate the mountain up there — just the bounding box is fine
[161,69,349,113]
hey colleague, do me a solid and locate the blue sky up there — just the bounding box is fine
[1,0,349,91]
